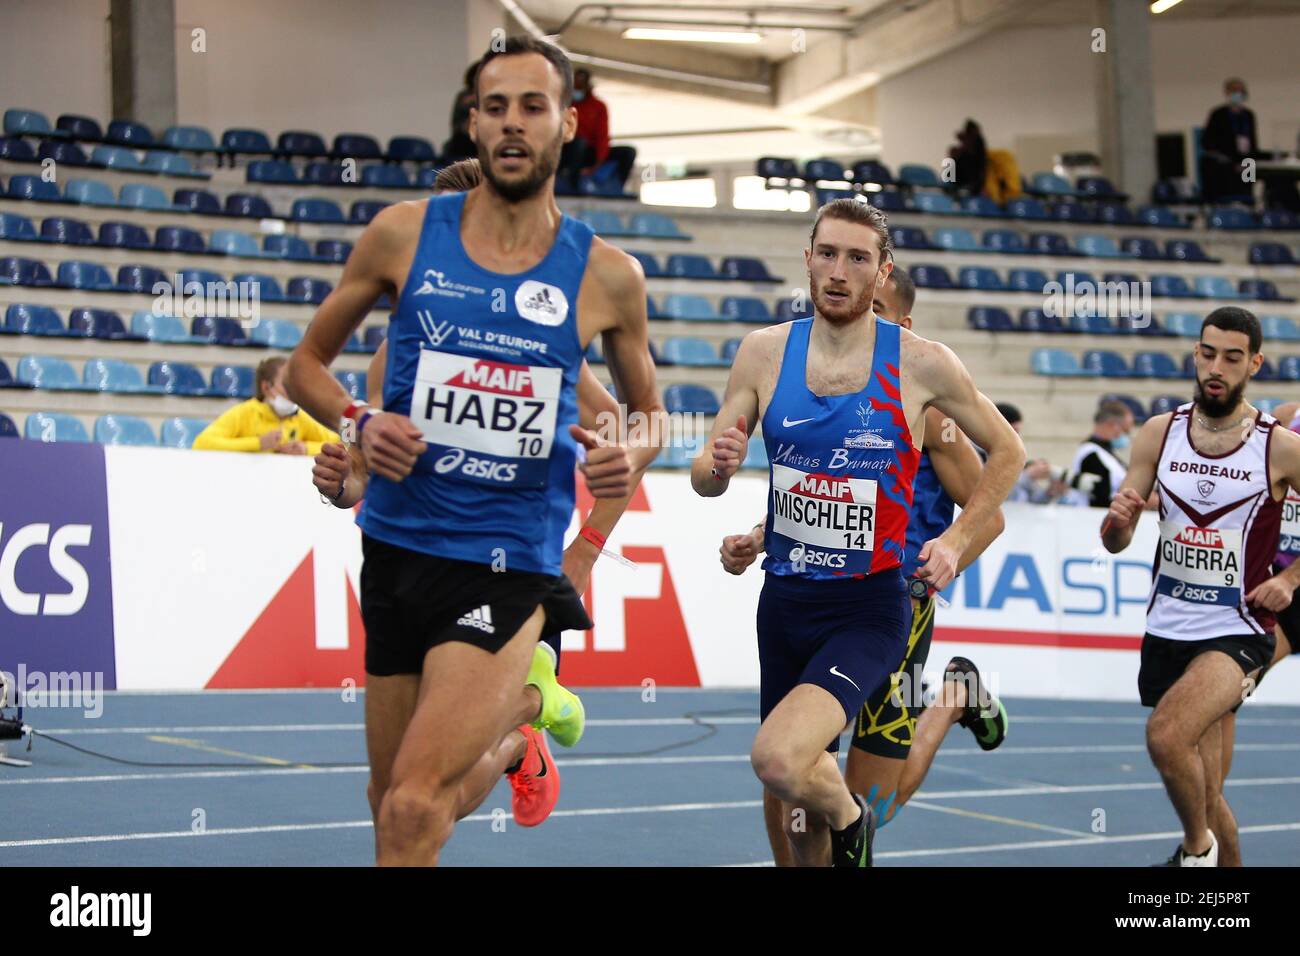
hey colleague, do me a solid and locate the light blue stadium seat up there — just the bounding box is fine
[94,414,157,446]
[578,210,627,235]
[142,152,207,178]
[1030,348,1084,376]
[662,294,717,321]
[913,193,959,215]
[132,311,199,343]
[720,296,771,324]
[742,440,769,471]
[662,337,725,366]
[163,126,218,151]
[249,318,303,349]
[17,355,79,389]
[4,109,55,136]
[1261,315,1300,342]
[83,358,148,393]
[1083,349,1130,377]
[898,164,942,188]
[663,383,720,415]
[1195,275,1240,299]
[90,145,145,171]
[1075,234,1124,258]
[119,183,174,211]
[629,212,689,240]
[1031,172,1074,196]
[25,412,89,443]
[209,230,263,258]
[160,417,211,449]
[65,178,119,206]
[932,227,979,251]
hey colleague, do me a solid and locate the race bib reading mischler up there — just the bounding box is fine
[770,463,878,571]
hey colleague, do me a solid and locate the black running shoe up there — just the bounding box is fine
[830,794,876,868]
[944,656,1008,751]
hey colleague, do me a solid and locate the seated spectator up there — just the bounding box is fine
[1068,399,1134,508]
[559,68,636,190]
[193,356,338,454]
[441,60,480,164]
[948,119,987,195]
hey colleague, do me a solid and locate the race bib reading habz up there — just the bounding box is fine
[770,463,877,572]
[411,350,561,487]
[1154,520,1243,607]
[1280,493,1300,556]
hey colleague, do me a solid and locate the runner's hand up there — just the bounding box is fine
[312,443,350,498]
[711,415,748,481]
[361,412,426,481]
[570,424,631,499]
[915,532,960,593]
[720,528,762,575]
[1246,575,1296,613]
[1106,488,1145,532]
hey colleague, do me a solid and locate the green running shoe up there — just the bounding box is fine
[830,795,876,868]
[945,656,1008,751]
[527,642,586,748]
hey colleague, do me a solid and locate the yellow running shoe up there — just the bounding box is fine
[527,642,585,748]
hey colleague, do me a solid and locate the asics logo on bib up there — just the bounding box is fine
[434,448,518,482]
[787,543,847,569]
[1171,580,1220,603]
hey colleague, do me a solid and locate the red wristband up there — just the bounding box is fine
[342,402,368,421]
[580,526,607,550]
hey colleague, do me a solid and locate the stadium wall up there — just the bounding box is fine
[4,439,1300,706]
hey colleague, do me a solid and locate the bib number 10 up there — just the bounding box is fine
[517,436,544,456]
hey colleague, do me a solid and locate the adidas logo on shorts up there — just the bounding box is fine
[457,605,496,634]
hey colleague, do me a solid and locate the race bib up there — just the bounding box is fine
[411,350,560,487]
[769,463,876,572]
[1154,520,1242,606]
[1280,494,1300,556]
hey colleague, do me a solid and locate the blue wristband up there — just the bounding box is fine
[355,410,374,439]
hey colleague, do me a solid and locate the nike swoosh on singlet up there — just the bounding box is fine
[829,666,861,692]
[783,416,814,427]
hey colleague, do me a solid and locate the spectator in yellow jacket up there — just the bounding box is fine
[193,356,338,455]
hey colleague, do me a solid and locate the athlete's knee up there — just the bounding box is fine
[751,743,804,799]
[1146,714,1188,767]
[376,782,457,849]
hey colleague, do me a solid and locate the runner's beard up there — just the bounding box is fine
[811,273,874,324]
[1193,375,1246,419]
[479,130,563,203]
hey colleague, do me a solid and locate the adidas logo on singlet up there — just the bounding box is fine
[457,605,496,634]
[515,279,569,327]
[524,288,556,315]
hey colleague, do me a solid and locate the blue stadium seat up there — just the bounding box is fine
[578,210,626,235]
[154,225,206,254]
[913,193,959,215]
[17,355,79,389]
[1121,236,1164,260]
[277,131,327,158]
[652,444,692,469]
[263,234,314,261]
[333,133,383,160]
[90,145,145,171]
[343,333,365,354]
[742,440,768,471]
[25,412,89,443]
[1,256,54,286]
[1102,393,1147,423]
[869,190,906,212]
[291,198,344,223]
[149,360,207,394]
[958,266,1004,291]
[1256,358,1278,382]
[247,160,300,184]
[315,239,353,263]
[804,158,847,182]
[1075,234,1124,258]
[961,196,1004,218]
[163,126,217,152]
[39,140,90,166]
[1259,210,1300,230]
[160,417,210,449]
[776,299,815,322]
[94,414,157,446]
[415,166,438,189]
[142,152,207,178]
[814,187,854,206]
[662,337,725,366]
[1260,315,1300,342]
[1279,357,1300,382]
[350,200,389,224]
[386,136,437,163]
[1076,176,1126,201]
[1083,350,1130,377]
[890,225,931,250]
[1031,348,1083,375]
[363,326,387,350]
[1071,314,1116,335]
[131,311,195,343]
[302,161,345,186]
[851,160,894,187]
[662,294,717,321]
[1138,205,1185,228]
[56,114,102,140]
[1051,202,1095,223]
[967,307,1014,332]
[5,303,64,336]
[1148,395,1185,417]
[720,296,771,324]
[932,227,978,251]
[68,308,127,339]
[83,358,146,392]
[1240,279,1287,301]
[221,128,273,155]
[225,192,274,219]
[667,254,716,280]
[756,157,800,181]
[210,364,255,398]
[1018,309,1065,334]
[1007,268,1046,293]
[40,216,94,245]
[1007,198,1048,220]
[982,229,1025,254]
[1256,398,1285,415]
[0,413,16,438]
[287,276,332,304]
[1250,243,1297,266]
[14,175,68,202]
[1097,203,1136,226]
[335,370,368,400]
[119,183,174,211]
[584,340,603,365]
[1028,231,1070,256]
[209,230,262,258]
[361,164,412,189]
[249,318,302,349]
[1132,352,1180,379]
[1116,313,1167,336]
[1166,240,1215,263]
[232,272,285,302]
[1151,180,1181,205]
[1194,275,1240,299]
[663,383,720,415]
[4,109,55,136]
[898,164,941,188]
[177,267,225,290]
[1151,274,1195,298]
[106,119,153,147]
[911,264,956,289]
[0,212,38,242]
[57,260,114,291]
[1207,207,1256,230]
[629,212,688,240]
[115,263,168,294]
[721,338,742,363]
[721,257,778,282]
[0,137,38,162]
[1030,172,1074,196]
[1183,354,1198,378]
[192,316,249,346]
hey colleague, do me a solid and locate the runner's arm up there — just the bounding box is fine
[692,333,762,497]
[923,406,1005,573]
[1100,412,1168,553]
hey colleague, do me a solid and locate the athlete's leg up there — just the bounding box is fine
[1198,717,1241,867]
[364,673,420,854]
[762,788,797,867]
[1146,651,1251,856]
[375,606,544,866]
[751,683,860,867]
[454,684,542,818]
[897,677,969,803]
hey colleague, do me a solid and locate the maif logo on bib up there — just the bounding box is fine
[515,280,568,327]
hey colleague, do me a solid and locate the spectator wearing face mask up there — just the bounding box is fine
[1200,77,1257,204]
[558,68,637,190]
[193,356,338,455]
[1068,399,1135,508]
